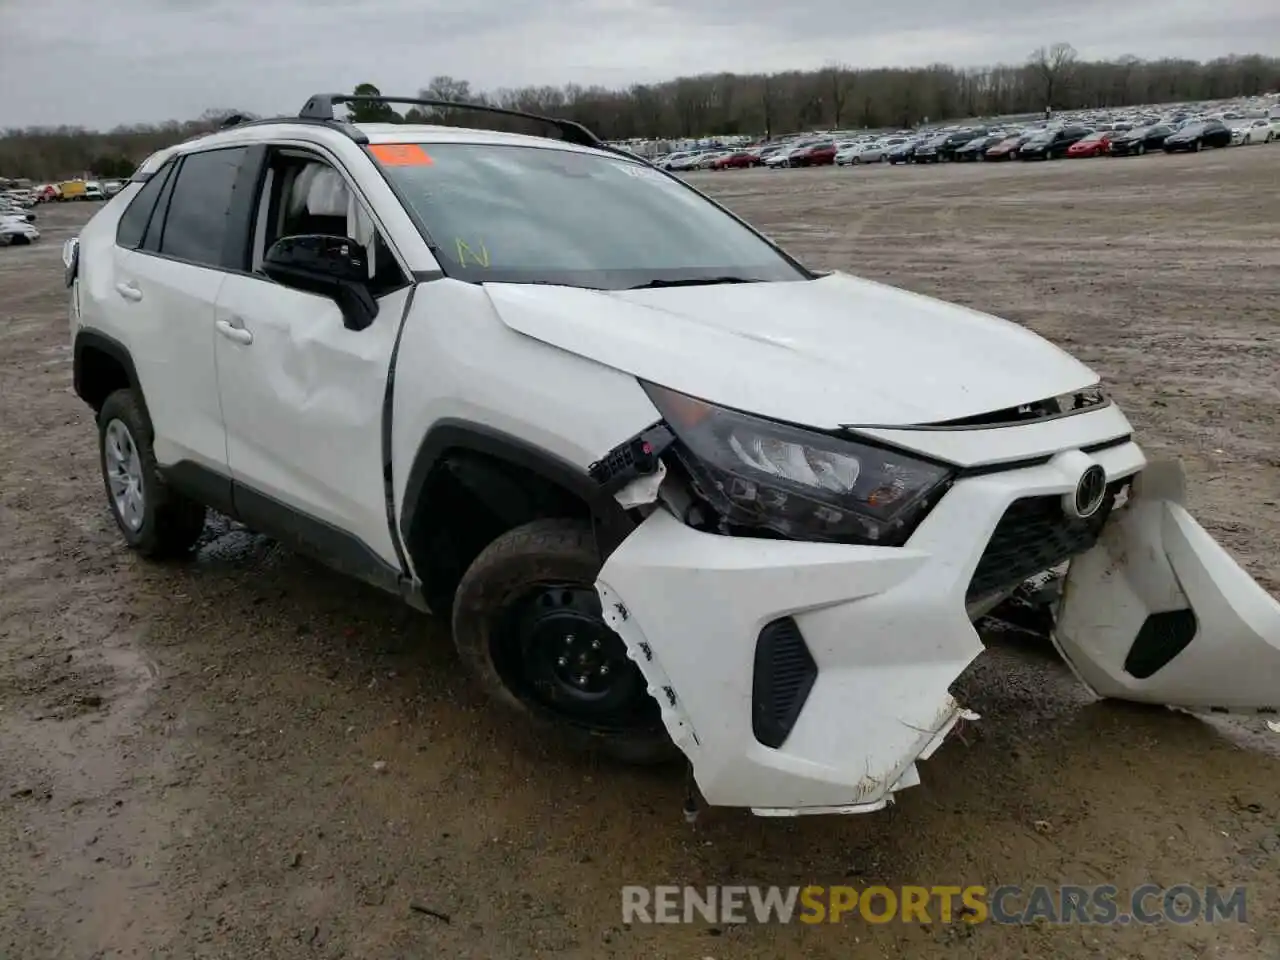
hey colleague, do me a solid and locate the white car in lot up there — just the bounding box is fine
[1235,118,1275,144]
[64,93,1280,818]
[842,138,908,164]
[1,213,39,245]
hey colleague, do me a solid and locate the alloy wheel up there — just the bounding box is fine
[104,418,145,531]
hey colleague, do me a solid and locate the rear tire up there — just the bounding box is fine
[451,518,677,765]
[97,389,206,558]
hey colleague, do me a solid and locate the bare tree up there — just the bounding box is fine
[822,64,851,127]
[760,75,775,140]
[1028,42,1079,112]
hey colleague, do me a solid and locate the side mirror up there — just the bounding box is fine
[262,234,379,331]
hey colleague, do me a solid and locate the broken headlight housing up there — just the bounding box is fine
[643,383,955,546]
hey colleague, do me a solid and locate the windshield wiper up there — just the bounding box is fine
[625,276,762,290]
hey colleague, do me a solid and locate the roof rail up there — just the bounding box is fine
[203,113,371,143]
[298,93,607,149]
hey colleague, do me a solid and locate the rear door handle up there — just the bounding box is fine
[215,318,253,345]
[114,281,143,302]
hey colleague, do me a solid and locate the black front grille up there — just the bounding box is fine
[966,480,1127,603]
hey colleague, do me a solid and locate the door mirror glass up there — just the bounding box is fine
[261,234,378,331]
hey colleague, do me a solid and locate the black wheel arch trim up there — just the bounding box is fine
[399,421,636,564]
[74,329,147,415]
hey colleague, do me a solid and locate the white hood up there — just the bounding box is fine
[483,272,1098,428]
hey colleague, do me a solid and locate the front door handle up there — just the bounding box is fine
[215,318,253,345]
[114,281,143,302]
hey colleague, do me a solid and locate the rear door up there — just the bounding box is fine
[1055,460,1280,714]
[108,148,251,473]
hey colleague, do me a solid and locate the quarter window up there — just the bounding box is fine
[157,146,248,268]
[141,165,179,253]
[115,162,173,249]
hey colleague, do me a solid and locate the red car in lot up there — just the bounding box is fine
[1066,130,1114,158]
[792,140,837,166]
[711,151,760,170]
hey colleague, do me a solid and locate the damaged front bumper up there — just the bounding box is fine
[596,440,1151,815]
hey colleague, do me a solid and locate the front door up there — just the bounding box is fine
[1055,460,1280,714]
[212,150,414,580]
[212,275,410,573]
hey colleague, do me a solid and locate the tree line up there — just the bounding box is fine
[3,46,1278,179]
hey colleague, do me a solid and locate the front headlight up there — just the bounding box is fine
[643,383,955,546]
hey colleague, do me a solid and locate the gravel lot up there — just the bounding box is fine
[2,146,1278,960]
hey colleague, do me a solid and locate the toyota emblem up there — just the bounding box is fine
[1071,464,1108,519]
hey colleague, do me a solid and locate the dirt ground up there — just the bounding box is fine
[3,146,1279,960]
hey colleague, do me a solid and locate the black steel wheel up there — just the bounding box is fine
[451,518,675,764]
[504,582,646,724]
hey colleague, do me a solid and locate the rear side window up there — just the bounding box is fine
[115,162,173,249]
[157,146,248,268]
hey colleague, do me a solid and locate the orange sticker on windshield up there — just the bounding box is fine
[369,143,433,166]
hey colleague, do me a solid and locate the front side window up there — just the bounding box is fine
[255,152,406,299]
[370,143,807,289]
[158,146,248,268]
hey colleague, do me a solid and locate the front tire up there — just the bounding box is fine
[451,518,675,765]
[97,389,206,558]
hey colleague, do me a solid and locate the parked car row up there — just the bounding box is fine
[4,180,121,205]
[654,107,1279,176]
[1,186,41,246]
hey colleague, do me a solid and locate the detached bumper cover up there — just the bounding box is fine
[1055,460,1280,713]
[597,441,1147,815]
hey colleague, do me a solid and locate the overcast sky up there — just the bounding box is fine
[2,0,1277,128]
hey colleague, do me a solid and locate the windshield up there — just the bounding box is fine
[373,143,808,289]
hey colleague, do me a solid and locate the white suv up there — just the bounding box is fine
[65,94,1280,817]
